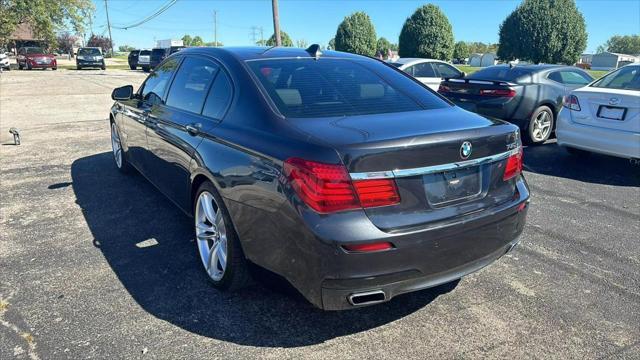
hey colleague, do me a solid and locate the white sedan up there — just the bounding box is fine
[557,64,640,160]
[389,58,465,91]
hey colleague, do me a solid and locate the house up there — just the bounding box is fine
[6,22,45,54]
[591,52,639,71]
[469,53,497,67]
[577,53,593,65]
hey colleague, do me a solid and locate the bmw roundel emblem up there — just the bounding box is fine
[460,141,472,159]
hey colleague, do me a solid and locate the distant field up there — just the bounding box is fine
[457,65,609,80]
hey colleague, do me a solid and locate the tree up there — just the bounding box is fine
[181,34,193,46]
[376,37,391,56]
[118,45,134,52]
[266,31,293,46]
[328,38,335,50]
[453,41,469,60]
[334,12,377,56]
[295,39,308,48]
[399,4,454,60]
[497,0,587,64]
[595,45,606,54]
[57,32,77,55]
[87,34,112,55]
[604,35,640,55]
[0,0,93,48]
[205,41,223,47]
[191,36,204,47]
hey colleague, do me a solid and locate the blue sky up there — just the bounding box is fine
[90,0,640,53]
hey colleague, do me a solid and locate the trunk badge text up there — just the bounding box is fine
[460,141,472,159]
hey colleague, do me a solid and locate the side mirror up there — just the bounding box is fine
[112,85,134,101]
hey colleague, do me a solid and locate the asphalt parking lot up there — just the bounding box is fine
[1,69,639,359]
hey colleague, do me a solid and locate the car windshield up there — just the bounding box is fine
[78,48,101,56]
[468,66,535,83]
[248,58,447,118]
[25,47,45,54]
[591,66,640,91]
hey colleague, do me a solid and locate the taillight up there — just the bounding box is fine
[480,88,516,97]
[563,95,581,111]
[283,158,400,213]
[503,147,523,181]
[342,242,394,253]
[437,84,450,93]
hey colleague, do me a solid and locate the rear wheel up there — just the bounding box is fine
[194,182,251,291]
[524,106,554,145]
[129,64,136,70]
[18,63,23,70]
[52,67,57,71]
[101,65,106,70]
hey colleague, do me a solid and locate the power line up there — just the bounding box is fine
[111,0,179,30]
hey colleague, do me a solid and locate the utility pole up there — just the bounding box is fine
[271,0,281,46]
[104,0,114,56]
[249,26,258,44]
[259,26,264,45]
[213,10,218,46]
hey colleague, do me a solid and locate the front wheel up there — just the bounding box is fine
[194,182,251,291]
[52,67,57,71]
[101,66,106,70]
[110,122,131,173]
[524,106,554,145]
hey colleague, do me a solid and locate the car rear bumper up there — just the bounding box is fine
[77,60,105,67]
[229,177,529,310]
[557,109,640,159]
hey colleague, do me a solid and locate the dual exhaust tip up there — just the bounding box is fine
[348,290,387,306]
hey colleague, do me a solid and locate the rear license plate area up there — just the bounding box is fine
[423,166,482,207]
[597,105,626,121]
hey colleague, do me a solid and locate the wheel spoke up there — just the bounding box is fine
[201,194,216,224]
[208,241,219,271]
[216,242,227,271]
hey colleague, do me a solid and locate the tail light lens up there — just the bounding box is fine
[437,84,450,93]
[480,88,516,97]
[563,95,581,111]
[283,158,400,213]
[342,242,394,253]
[503,147,523,181]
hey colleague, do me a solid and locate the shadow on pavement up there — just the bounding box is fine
[70,152,456,348]
[523,142,640,187]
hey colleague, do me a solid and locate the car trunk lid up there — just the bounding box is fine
[569,87,640,131]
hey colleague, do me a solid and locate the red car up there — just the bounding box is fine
[17,47,57,70]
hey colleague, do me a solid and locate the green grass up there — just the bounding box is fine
[458,65,609,80]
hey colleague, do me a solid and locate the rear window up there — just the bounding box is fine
[468,66,534,83]
[139,50,151,56]
[247,58,445,118]
[25,47,45,54]
[591,66,640,91]
[78,48,101,56]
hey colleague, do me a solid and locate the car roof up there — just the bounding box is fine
[481,64,575,72]
[392,58,443,65]
[174,46,364,62]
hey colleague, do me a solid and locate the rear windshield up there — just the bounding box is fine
[152,48,165,55]
[78,48,101,56]
[591,66,640,91]
[468,66,534,83]
[247,58,446,118]
[25,47,45,54]
[139,50,151,55]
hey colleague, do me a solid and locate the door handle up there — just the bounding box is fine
[185,123,201,136]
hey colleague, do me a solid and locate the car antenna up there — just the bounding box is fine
[305,44,322,60]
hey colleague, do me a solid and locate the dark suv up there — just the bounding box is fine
[127,50,139,70]
[150,48,168,70]
[76,47,105,70]
[109,46,529,310]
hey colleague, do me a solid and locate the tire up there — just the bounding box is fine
[110,121,132,174]
[26,63,32,70]
[101,66,106,70]
[18,63,23,70]
[52,67,57,71]
[194,181,251,291]
[524,106,554,145]
[129,64,136,70]
[76,65,81,70]
[565,146,591,157]
[142,66,149,72]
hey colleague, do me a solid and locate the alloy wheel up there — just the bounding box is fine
[195,191,228,282]
[532,110,552,141]
[110,123,123,168]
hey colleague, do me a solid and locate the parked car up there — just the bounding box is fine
[138,49,151,72]
[390,58,465,90]
[150,48,167,70]
[438,65,593,144]
[0,53,10,71]
[108,46,529,310]
[127,50,140,70]
[76,47,105,70]
[16,47,57,70]
[557,64,640,160]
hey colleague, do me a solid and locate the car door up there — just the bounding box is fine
[119,57,180,172]
[407,62,441,90]
[145,55,230,211]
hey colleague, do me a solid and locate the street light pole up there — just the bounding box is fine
[104,0,114,56]
[271,0,281,46]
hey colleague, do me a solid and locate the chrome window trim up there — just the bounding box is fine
[349,148,519,180]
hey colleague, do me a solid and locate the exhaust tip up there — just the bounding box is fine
[348,290,386,306]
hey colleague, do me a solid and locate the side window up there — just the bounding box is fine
[560,71,592,85]
[140,58,179,105]
[165,57,219,113]
[433,63,461,78]
[548,71,563,83]
[412,62,437,77]
[203,70,232,119]
[402,65,415,77]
